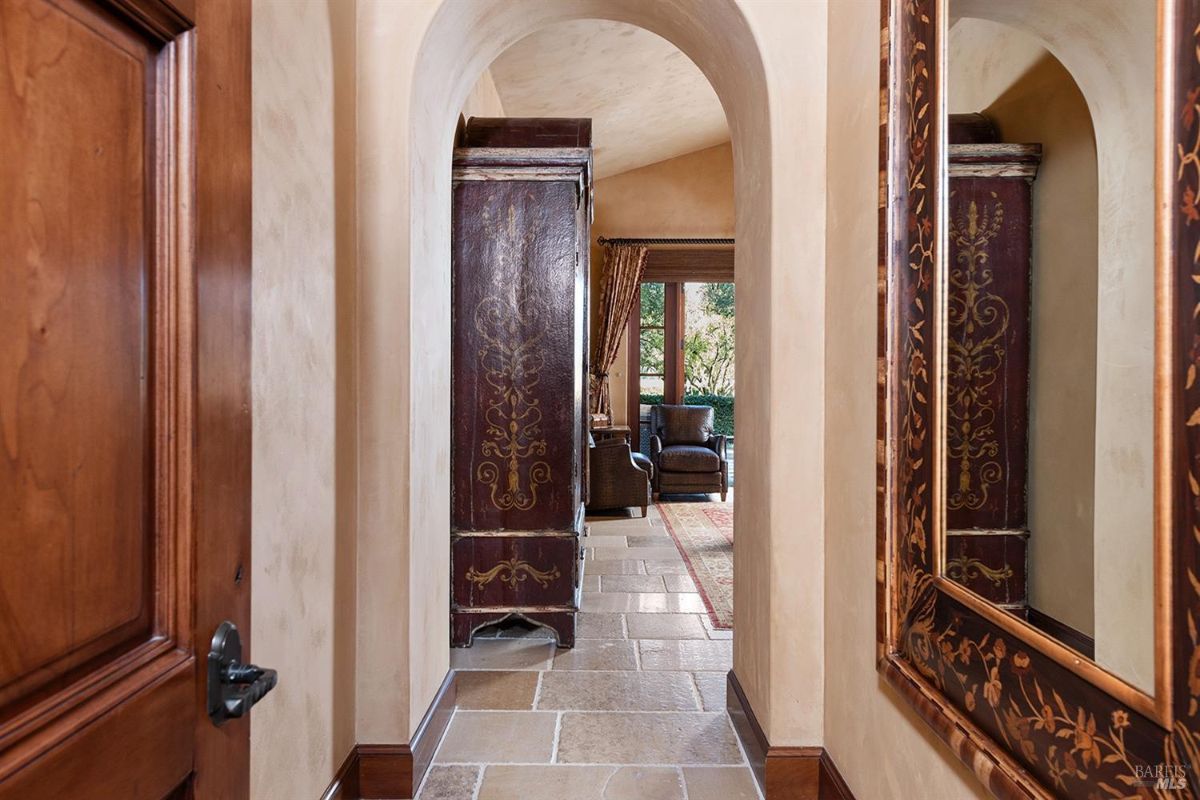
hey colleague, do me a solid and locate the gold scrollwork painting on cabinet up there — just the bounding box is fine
[878,0,1199,797]
[945,555,1014,588]
[946,197,1007,514]
[465,558,562,591]
[474,295,552,512]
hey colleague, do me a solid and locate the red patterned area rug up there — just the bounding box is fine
[656,500,733,629]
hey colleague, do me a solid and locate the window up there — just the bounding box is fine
[628,281,735,457]
[638,282,667,397]
[627,282,683,451]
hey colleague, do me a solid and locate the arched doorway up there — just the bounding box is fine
[352,0,779,754]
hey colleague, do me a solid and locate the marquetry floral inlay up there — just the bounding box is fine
[897,0,935,566]
[915,614,1156,796]
[1175,19,1200,794]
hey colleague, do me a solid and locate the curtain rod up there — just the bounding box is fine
[596,236,734,246]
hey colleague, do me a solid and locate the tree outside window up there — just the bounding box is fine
[638,281,735,436]
[683,282,734,397]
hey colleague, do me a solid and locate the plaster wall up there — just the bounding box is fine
[462,68,505,119]
[487,20,728,178]
[823,2,992,797]
[250,0,358,797]
[590,143,735,427]
[948,18,1100,639]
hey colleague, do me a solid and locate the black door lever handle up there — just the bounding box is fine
[224,663,265,684]
[219,665,277,720]
[207,621,279,726]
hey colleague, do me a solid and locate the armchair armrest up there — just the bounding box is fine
[707,434,727,462]
[589,439,653,512]
[592,440,645,477]
[649,434,663,463]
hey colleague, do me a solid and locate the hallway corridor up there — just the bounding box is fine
[417,505,757,799]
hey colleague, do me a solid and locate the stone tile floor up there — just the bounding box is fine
[417,503,759,800]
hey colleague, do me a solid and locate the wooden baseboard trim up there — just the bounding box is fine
[818,749,854,800]
[408,669,457,793]
[356,743,411,799]
[319,671,458,800]
[319,747,360,800]
[726,671,855,800]
[726,668,769,779]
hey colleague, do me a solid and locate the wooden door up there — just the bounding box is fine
[0,0,252,797]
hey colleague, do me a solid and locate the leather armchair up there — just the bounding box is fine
[648,405,728,501]
[587,437,653,517]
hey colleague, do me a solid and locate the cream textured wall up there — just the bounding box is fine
[488,20,728,178]
[823,2,991,797]
[590,143,735,427]
[462,68,505,119]
[948,18,1099,639]
[250,1,357,797]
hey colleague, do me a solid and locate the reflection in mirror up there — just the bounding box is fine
[942,3,1156,691]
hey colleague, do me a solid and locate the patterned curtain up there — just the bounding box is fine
[590,243,649,417]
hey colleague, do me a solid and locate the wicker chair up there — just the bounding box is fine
[648,404,728,501]
[587,437,653,517]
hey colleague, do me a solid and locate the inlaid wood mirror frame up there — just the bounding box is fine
[877,0,1200,796]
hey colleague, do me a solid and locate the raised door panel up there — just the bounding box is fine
[0,0,157,709]
[0,0,198,794]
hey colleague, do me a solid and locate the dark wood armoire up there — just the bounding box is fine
[450,118,592,648]
[943,114,1041,611]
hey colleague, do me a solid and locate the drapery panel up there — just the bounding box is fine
[590,243,648,416]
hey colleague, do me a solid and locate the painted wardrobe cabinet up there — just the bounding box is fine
[943,114,1041,611]
[450,118,592,648]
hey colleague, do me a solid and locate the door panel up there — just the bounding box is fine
[0,0,253,796]
[0,0,156,711]
[0,663,193,798]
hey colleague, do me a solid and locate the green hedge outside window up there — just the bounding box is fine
[639,393,734,436]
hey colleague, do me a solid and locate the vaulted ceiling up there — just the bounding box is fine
[487,20,730,178]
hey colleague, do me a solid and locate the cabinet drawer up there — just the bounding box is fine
[452,536,577,608]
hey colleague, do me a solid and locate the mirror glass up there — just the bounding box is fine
[941,1,1157,691]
